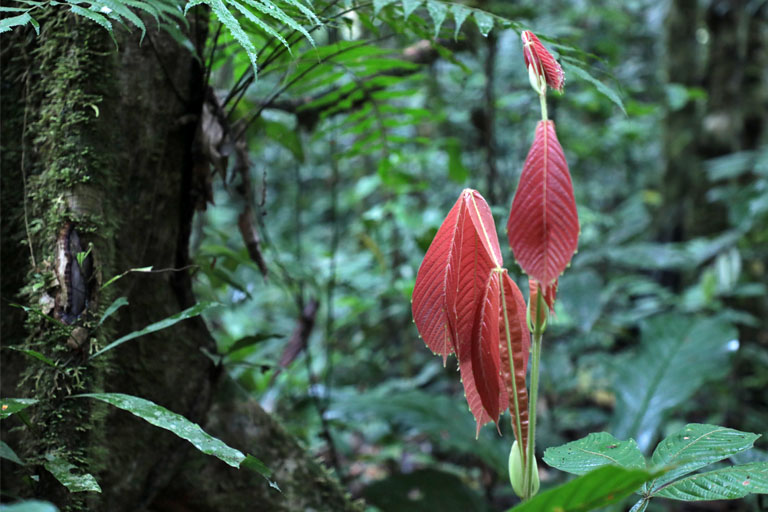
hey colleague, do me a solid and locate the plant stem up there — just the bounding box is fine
[524,289,545,500]
[498,271,525,466]
[539,91,548,121]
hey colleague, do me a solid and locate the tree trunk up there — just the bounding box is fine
[1,11,360,512]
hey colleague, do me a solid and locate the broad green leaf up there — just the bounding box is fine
[0,441,25,465]
[611,315,737,452]
[647,424,760,492]
[654,461,768,501]
[0,500,58,512]
[451,4,470,39]
[6,347,56,367]
[473,10,493,37]
[90,301,218,359]
[97,296,129,327]
[561,60,626,114]
[543,432,646,475]
[1,398,38,419]
[511,465,664,511]
[76,393,246,468]
[43,455,102,493]
[425,0,446,38]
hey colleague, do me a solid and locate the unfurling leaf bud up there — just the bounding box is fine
[521,30,565,93]
[509,440,539,498]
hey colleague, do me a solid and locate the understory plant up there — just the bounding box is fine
[412,31,768,510]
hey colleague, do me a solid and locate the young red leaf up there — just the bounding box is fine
[469,271,503,428]
[521,30,565,93]
[499,270,530,456]
[507,121,579,286]
[413,189,509,433]
[447,191,504,432]
[412,194,466,363]
[529,278,557,313]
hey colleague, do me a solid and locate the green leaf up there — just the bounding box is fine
[1,398,38,419]
[90,302,218,359]
[373,0,396,14]
[75,393,246,468]
[227,0,291,51]
[647,424,760,492]
[472,10,493,37]
[611,315,738,451]
[69,5,113,32]
[543,432,646,475]
[43,455,102,493]
[511,466,664,511]
[561,60,626,115]
[450,4,470,39]
[239,0,315,48]
[242,454,280,490]
[6,347,57,367]
[97,296,129,327]
[0,441,25,465]
[654,461,768,501]
[0,12,36,34]
[0,500,59,512]
[100,265,153,290]
[402,0,421,20]
[205,0,258,75]
[226,332,283,355]
[425,0,446,38]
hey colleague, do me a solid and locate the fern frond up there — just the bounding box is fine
[0,12,39,34]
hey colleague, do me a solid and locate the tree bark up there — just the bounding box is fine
[1,10,360,512]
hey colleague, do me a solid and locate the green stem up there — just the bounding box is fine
[539,91,548,121]
[498,271,525,465]
[524,289,545,500]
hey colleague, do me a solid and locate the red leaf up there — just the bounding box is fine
[469,271,503,428]
[507,121,579,286]
[413,189,508,433]
[521,30,565,92]
[499,271,530,455]
[412,194,466,363]
[529,278,557,313]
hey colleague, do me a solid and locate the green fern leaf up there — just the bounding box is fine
[204,0,259,74]
[450,4,469,39]
[401,0,421,20]
[226,0,291,51]
[425,0,445,38]
[95,0,147,41]
[472,9,493,36]
[0,12,38,34]
[282,0,320,27]
[238,0,314,48]
[373,0,396,15]
[69,5,113,32]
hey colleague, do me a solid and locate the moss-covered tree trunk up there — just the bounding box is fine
[1,11,361,512]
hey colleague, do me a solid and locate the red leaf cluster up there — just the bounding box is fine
[521,30,565,93]
[413,190,530,442]
[507,121,579,291]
